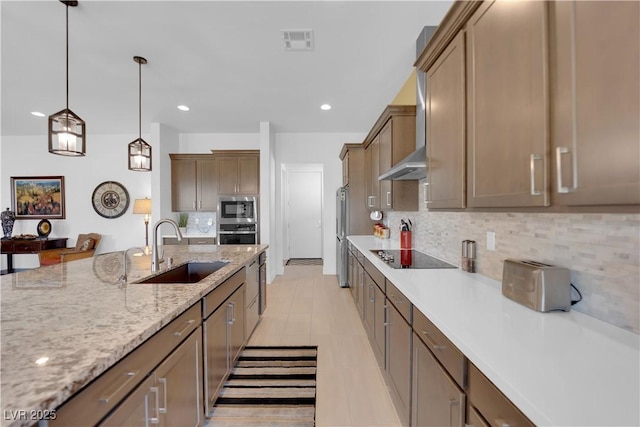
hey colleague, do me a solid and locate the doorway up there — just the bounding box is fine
[283,165,323,262]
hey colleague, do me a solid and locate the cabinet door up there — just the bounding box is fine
[198,159,218,211]
[373,283,385,369]
[155,328,202,427]
[217,157,239,195]
[426,30,466,209]
[343,151,349,186]
[387,302,412,426]
[238,156,260,194]
[100,374,158,427]
[551,1,639,205]
[172,159,198,211]
[412,333,465,427]
[204,306,229,410]
[365,137,381,210]
[228,285,246,366]
[379,121,393,210]
[364,274,376,341]
[466,0,549,207]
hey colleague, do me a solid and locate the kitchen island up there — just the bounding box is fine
[0,244,267,427]
[349,236,639,427]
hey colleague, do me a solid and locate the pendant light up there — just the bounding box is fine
[128,56,152,172]
[49,0,86,156]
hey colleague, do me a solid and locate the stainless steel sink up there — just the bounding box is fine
[136,261,229,284]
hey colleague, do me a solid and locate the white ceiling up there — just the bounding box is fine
[1,1,452,136]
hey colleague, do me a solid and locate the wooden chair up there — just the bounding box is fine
[39,233,102,266]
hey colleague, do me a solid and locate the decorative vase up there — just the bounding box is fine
[1,208,16,239]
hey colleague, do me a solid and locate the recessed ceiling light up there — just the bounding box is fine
[31,111,46,117]
[320,104,332,111]
[177,105,190,111]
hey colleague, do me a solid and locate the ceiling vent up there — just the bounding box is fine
[281,29,313,51]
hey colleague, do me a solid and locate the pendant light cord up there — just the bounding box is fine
[138,60,142,140]
[65,3,70,112]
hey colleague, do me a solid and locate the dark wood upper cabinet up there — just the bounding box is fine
[466,0,550,208]
[550,0,640,206]
[425,30,466,209]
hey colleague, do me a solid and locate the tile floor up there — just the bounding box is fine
[247,265,402,427]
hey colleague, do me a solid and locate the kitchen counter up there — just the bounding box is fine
[349,236,639,427]
[0,244,267,427]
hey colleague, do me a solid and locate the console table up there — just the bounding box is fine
[1,237,68,274]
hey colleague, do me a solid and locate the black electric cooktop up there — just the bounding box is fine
[370,249,456,269]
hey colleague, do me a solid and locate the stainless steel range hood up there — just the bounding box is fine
[379,26,436,182]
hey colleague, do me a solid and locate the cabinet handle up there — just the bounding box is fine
[423,182,431,205]
[98,370,139,404]
[496,420,512,427]
[386,191,391,207]
[192,201,196,209]
[529,154,542,196]
[199,200,202,209]
[369,284,374,302]
[157,378,168,414]
[556,146,574,193]
[230,301,236,323]
[421,330,445,351]
[173,319,195,337]
[448,398,460,427]
[367,196,373,208]
[148,386,160,424]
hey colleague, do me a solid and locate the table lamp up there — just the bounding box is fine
[133,198,152,253]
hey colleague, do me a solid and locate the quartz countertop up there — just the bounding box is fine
[349,236,639,427]
[0,244,267,427]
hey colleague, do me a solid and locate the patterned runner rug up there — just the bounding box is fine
[206,346,317,426]
[285,258,323,266]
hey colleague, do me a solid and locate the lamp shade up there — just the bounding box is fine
[133,198,152,215]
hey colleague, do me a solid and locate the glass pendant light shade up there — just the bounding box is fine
[128,138,152,171]
[128,56,152,172]
[49,108,86,156]
[49,0,86,157]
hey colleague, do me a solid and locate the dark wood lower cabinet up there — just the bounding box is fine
[100,328,203,427]
[412,332,465,427]
[386,302,412,426]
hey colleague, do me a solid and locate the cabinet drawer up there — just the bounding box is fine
[188,237,216,245]
[467,403,490,427]
[413,307,465,388]
[203,268,246,318]
[468,363,535,427]
[52,301,202,426]
[386,280,411,324]
[363,257,385,292]
[163,237,187,245]
[13,241,42,252]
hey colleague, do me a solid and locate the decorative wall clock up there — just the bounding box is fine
[37,219,52,237]
[92,181,130,219]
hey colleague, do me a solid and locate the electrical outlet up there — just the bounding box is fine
[487,231,496,251]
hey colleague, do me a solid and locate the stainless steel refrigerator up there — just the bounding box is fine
[336,186,348,287]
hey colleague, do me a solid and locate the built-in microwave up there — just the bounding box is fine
[218,196,258,223]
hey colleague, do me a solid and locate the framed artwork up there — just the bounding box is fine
[11,176,65,219]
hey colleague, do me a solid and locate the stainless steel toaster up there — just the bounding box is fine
[502,259,571,312]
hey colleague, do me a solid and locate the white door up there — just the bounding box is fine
[287,170,322,259]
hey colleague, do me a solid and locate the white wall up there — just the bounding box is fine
[274,132,366,275]
[1,133,152,268]
[179,133,259,152]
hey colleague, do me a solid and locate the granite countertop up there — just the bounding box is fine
[0,244,267,427]
[349,236,639,427]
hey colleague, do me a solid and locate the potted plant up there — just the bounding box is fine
[178,213,188,234]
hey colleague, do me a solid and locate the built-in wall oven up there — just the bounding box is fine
[217,196,258,244]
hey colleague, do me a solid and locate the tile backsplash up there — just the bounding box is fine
[387,202,640,334]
